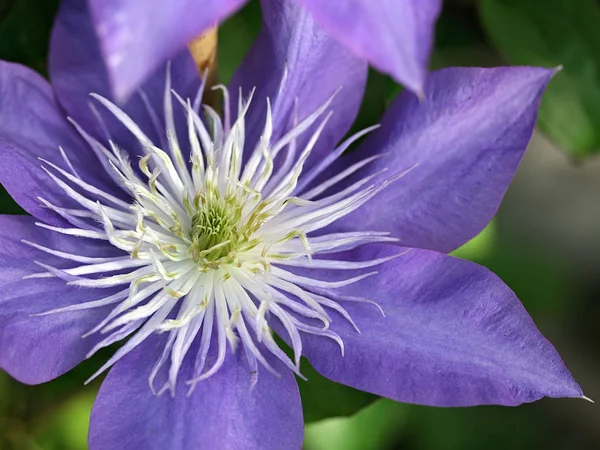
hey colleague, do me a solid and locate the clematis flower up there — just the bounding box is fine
[86,0,442,101]
[0,1,583,449]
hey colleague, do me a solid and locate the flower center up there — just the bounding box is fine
[189,195,242,264]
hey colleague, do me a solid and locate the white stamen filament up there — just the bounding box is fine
[26,68,411,395]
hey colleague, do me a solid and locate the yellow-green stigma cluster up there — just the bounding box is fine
[189,196,242,265]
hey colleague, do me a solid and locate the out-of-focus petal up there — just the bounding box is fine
[332,67,554,252]
[50,0,201,156]
[230,0,367,170]
[0,215,121,384]
[86,0,247,102]
[300,245,583,406]
[298,0,441,94]
[0,61,121,225]
[89,338,303,450]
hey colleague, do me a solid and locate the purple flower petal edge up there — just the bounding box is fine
[230,0,367,170]
[0,215,120,384]
[86,0,247,102]
[89,337,303,450]
[298,0,442,94]
[0,61,122,226]
[50,0,201,158]
[296,245,583,407]
[330,66,556,253]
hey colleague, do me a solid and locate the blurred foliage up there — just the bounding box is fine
[304,399,408,450]
[304,398,594,450]
[297,358,378,424]
[1,0,599,449]
[0,0,59,75]
[217,0,260,86]
[479,0,600,158]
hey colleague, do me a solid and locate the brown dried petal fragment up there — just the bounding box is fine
[188,27,218,105]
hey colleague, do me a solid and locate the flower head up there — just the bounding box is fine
[31,71,411,396]
[0,1,583,449]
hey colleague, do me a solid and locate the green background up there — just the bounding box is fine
[1,0,599,448]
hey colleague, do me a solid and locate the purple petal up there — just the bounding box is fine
[300,246,582,406]
[0,215,120,384]
[298,0,441,94]
[0,61,122,225]
[230,0,367,170]
[332,67,554,253]
[50,0,201,155]
[89,337,303,450]
[86,0,247,102]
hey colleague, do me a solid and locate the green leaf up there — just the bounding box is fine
[298,358,378,423]
[479,0,600,157]
[34,389,96,450]
[304,399,408,450]
[451,220,497,262]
